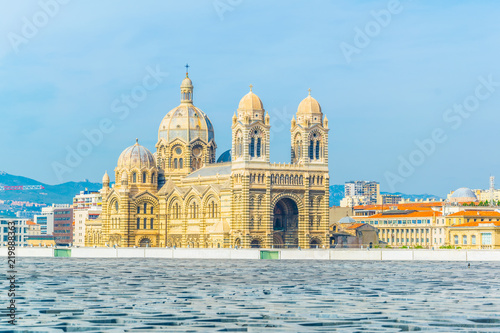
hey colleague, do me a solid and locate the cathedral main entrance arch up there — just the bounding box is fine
[139,238,151,247]
[272,197,299,248]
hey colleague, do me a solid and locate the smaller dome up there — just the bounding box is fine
[297,91,322,115]
[339,216,356,224]
[217,149,231,163]
[238,86,264,112]
[181,76,192,88]
[117,139,156,170]
[449,187,477,203]
[102,171,110,184]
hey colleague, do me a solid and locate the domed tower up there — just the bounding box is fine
[114,139,158,192]
[291,89,329,165]
[232,85,270,163]
[156,70,216,177]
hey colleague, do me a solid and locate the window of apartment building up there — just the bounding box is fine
[471,235,476,245]
[454,235,458,245]
[462,235,467,245]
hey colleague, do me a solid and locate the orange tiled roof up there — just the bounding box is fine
[355,211,441,220]
[447,210,500,218]
[346,223,365,229]
[26,220,37,225]
[451,221,500,228]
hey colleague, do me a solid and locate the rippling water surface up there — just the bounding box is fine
[1,258,500,332]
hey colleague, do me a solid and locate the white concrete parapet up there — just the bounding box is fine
[466,250,500,261]
[145,248,174,258]
[1,247,500,261]
[117,248,145,258]
[16,247,53,257]
[331,249,382,260]
[280,249,329,260]
[413,250,466,261]
[72,247,117,258]
[381,250,414,261]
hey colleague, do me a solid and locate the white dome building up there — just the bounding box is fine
[448,187,478,203]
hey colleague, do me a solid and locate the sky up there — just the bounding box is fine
[1,0,500,197]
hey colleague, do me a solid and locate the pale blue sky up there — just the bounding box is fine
[1,0,500,196]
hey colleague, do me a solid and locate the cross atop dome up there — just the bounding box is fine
[185,63,190,77]
[249,84,253,92]
[308,88,311,96]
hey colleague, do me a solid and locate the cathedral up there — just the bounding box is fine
[85,70,330,249]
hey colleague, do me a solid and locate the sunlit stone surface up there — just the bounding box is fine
[1,259,500,331]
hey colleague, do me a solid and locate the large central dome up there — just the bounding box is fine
[158,74,214,144]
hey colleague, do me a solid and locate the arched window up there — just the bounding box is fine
[142,172,147,183]
[137,206,140,214]
[250,138,255,157]
[179,158,183,168]
[315,141,320,159]
[237,136,242,157]
[144,203,147,213]
[150,218,154,229]
[132,172,137,183]
[150,206,154,214]
[143,218,147,229]
[174,158,178,169]
[136,218,140,229]
[256,138,261,157]
[115,201,119,212]
[309,140,314,159]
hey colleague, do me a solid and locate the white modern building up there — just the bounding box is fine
[0,217,29,246]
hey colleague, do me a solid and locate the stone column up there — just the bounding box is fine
[119,192,130,247]
[159,197,167,247]
[265,171,272,248]
[181,202,187,248]
[241,171,250,248]
[300,173,310,249]
[322,174,330,247]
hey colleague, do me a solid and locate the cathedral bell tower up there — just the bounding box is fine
[291,89,328,165]
[231,85,270,163]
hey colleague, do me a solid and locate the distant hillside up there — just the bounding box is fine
[0,172,101,204]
